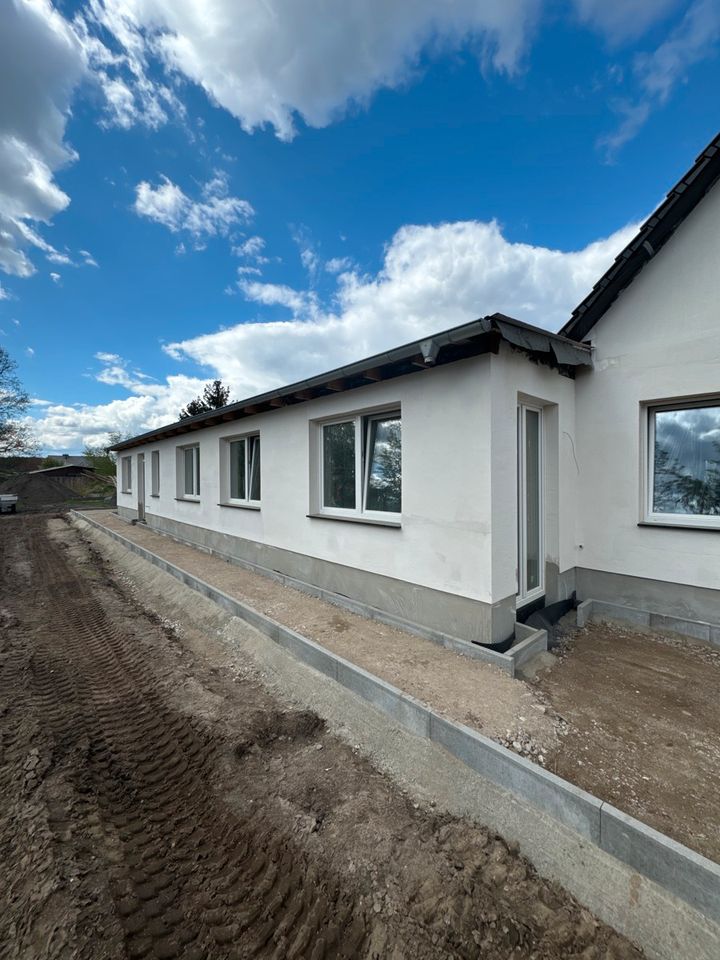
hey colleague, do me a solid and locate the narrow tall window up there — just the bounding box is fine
[150,450,160,496]
[323,421,356,509]
[121,456,132,493]
[181,445,200,498]
[364,414,401,514]
[318,411,401,519]
[648,400,720,526]
[226,434,261,504]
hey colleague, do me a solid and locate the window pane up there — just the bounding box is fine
[323,421,355,509]
[230,439,246,499]
[653,405,720,516]
[365,416,401,513]
[249,437,261,501]
[151,451,159,495]
[524,409,541,591]
[194,447,200,495]
[184,448,195,495]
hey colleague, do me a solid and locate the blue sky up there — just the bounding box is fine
[0,0,718,452]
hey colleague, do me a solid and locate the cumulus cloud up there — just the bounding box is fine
[0,0,86,277]
[133,172,253,241]
[0,282,11,300]
[166,218,638,397]
[28,216,636,451]
[75,0,542,141]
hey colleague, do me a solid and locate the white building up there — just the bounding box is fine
[114,133,720,648]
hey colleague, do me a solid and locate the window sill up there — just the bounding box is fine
[150,494,159,499]
[121,490,132,495]
[218,502,261,511]
[175,496,200,503]
[638,520,720,532]
[307,512,401,528]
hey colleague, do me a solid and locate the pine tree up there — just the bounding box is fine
[179,380,231,420]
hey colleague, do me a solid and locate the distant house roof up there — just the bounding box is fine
[29,464,96,476]
[562,131,720,342]
[112,313,591,452]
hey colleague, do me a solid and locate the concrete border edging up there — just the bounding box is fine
[115,510,519,674]
[578,597,720,648]
[72,510,720,929]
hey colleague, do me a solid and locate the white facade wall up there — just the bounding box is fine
[117,357,497,606]
[574,179,720,595]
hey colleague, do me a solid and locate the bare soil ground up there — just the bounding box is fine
[0,514,643,960]
[85,512,561,760]
[535,620,720,863]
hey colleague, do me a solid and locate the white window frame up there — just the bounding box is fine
[177,443,201,500]
[644,397,720,530]
[150,450,160,497]
[315,407,401,522]
[220,432,261,507]
[517,403,545,606]
[121,455,132,494]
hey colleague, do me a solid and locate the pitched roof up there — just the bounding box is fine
[561,131,720,342]
[112,313,591,452]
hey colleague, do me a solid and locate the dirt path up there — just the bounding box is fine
[81,511,560,758]
[535,621,720,863]
[0,515,643,959]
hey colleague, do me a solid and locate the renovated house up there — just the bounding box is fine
[113,133,720,648]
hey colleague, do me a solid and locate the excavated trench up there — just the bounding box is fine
[0,515,643,960]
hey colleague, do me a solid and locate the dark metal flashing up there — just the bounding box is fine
[111,313,591,452]
[561,131,720,342]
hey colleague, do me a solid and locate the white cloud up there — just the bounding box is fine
[76,0,541,141]
[573,0,682,43]
[0,0,86,277]
[28,216,636,451]
[80,249,99,267]
[600,0,720,155]
[49,271,61,283]
[25,346,35,357]
[134,172,253,240]
[46,250,73,265]
[0,282,11,300]
[167,218,638,396]
[634,0,720,102]
[325,256,354,275]
[233,236,266,259]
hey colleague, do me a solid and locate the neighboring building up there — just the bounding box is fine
[113,133,720,647]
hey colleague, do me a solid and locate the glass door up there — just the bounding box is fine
[517,404,543,606]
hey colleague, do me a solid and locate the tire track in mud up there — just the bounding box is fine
[2,519,368,960]
[0,517,646,960]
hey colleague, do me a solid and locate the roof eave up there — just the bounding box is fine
[111,314,591,452]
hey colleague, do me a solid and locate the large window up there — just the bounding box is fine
[121,456,132,494]
[178,444,200,499]
[227,434,261,505]
[647,400,720,527]
[318,410,401,519]
[150,450,160,496]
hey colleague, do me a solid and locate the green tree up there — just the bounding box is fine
[83,431,129,477]
[179,380,231,420]
[0,347,37,455]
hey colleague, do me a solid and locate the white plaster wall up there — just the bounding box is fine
[117,357,497,603]
[489,345,579,602]
[574,179,720,591]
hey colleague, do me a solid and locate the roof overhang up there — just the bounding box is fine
[111,313,591,452]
